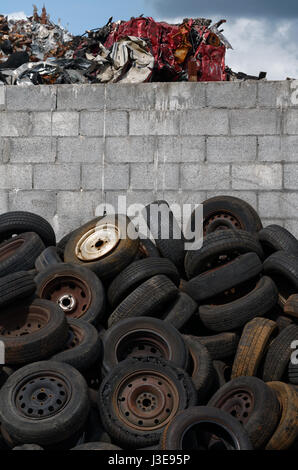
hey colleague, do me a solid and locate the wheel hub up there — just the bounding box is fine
[114,371,179,431]
[75,224,121,261]
[40,275,91,320]
[217,389,254,425]
[15,374,70,419]
[58,294,76,312]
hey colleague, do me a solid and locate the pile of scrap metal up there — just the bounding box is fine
[0,7,266,85]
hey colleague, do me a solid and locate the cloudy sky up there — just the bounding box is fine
[2,0,298,79]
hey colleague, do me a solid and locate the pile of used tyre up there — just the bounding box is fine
[0,195,298,451]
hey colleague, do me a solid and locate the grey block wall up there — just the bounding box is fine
[0,80,298,240]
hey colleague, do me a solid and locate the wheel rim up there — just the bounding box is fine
[116,330,171,362]
[0,238,24,262]
[204,211,243,236]
[40,274,92,320]
[114,370,179,431]
[216,388,254,425]
[14,372,71,419]
[0,305,49,337]
[75,224,120,261]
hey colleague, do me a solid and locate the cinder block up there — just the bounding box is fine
[284,164,298,189]
[57,137,103,163]
[130,164,179,190]
[106,136,155,163]
[57,84,105,110]
[0,138,10,164]
[284,109,298,135]
[57,191,100,218]
[80,111,128,136]
[0,191,8,212]
[230,109,279,135]
[156,190,207,206]
[0,112,30,136]
[104,191,156,211]
[158,136,205,163]
[207,82,257,108]
[129,111,180,136]
[258,81,290,107]
[9,138,56,163]
[52,112,79,136]
[6,86,56,111]
[0,165,32,189]
[207,136,256,162]
[8,190,56,217]
[205,191,258,211]
[54,214,84,241]
[180,109,229,135]
[82,164,129,190]
[106,84,156,110]
[34,164,80,190]
[181,164,230,190]
[258,192,298,218]
[155,83,206,110]
[0,85,5,110]
[232,164,282,190]
[31,112,52,136]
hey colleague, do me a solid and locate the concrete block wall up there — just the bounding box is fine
[0,80,297,240]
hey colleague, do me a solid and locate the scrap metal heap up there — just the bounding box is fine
[0,7,266,85]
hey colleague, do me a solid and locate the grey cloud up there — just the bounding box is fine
[151,0,298,19]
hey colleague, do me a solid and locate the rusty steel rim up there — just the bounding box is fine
[0,305,49,337]
[14,371,71,420]
[113,370,179,431]
[115,330,171,362]
[0,237,24,262]
[216,388,254,425]
[204,211,243,236]
[40,274,92,319]
[75,223,121,261]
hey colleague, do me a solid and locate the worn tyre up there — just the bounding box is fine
[184,252,262,303]
[208,376,280,449]
[0,232,45,277]
[199,276,278,332]
[183,336,215,403]
[284,294,298,319]
[143,200,185,272]
[263,324,298,382]
[51,319,102,372]
[193,332,240,360]
[163,292,197,330]
[231,317,278,379]
[160,406,253,450]
[264,251,298,306]
[0,211,55,247]
[259,224,298,257]
[108,275,178,328]
[35,246,62,272]
[0,361,90,447]
[98,357,197,449]
[185,230,264,280]
[35,263,106,326]
[200,196,262,236]
[0,298,68,365]
[103,316,188,373]
[266,382,298,450]
[108,258,180,309]
[0,271,36,308]
[64,214,140,281]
